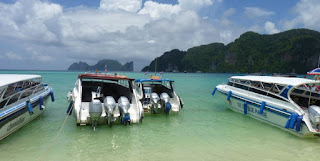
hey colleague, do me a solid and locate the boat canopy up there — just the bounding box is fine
[231,76,319,86]
[135,79,174,83]
[0,74,41,87]
[78,73,134,81]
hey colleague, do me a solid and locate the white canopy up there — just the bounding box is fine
[0,74,41,87]
[231,76,320,86]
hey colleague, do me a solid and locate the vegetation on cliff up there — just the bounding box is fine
[142,28,320,74]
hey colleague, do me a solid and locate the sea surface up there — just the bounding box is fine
[0,71,319,161]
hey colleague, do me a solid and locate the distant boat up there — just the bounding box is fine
[134,76,183,115]
[67,73,143,130]
[0,74,54,140]
[213,75,320,137]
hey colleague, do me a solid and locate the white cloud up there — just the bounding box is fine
[5,52,23,60]
[294,0,320,28]
[244,7,274,18]
[178,0,214,10]
[0,0,62,42]
[264,21,280,34]
[220,8,235,26]
[147,40,156,44]
[0,0,243,70]
[281,0,320,31]
[138,1,180,19]
[99,0,142,12]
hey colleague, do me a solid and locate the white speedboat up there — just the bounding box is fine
[0,74,54,140]
[67,73,143,130]
[213,76,320,137]
[135,76,183,115]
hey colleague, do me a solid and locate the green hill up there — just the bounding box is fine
[142,28,320,74]
[142,49,186,72]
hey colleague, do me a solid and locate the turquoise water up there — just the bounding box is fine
[0,71,319,161]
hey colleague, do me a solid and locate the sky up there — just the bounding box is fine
[0,0,319,71]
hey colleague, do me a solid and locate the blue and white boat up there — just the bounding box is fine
[135,76,183,115]
[213,76,320,137]
[0,74,54,140]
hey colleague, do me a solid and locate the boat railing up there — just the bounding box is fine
[230,78,285,95]
[1,84,45,108]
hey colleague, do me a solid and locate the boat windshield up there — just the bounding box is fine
[141,81,173,98]
[81,79,133,102]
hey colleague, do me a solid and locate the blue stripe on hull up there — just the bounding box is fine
[217,89,292,116]
[0,90,51,124]
[216,89,307,136]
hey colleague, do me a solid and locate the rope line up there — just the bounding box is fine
[39,108,72,161]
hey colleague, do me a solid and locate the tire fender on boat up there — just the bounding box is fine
[285,115,292,129]
[50,91,55,102]
[26,101,33,115]
[243,101,247,115]
[67,101,74,115]
[212,88,217,96]
[295,115,303,131]
[165,102,172,116]
[179,96,184,109]
[227,91,232,101]
[289,114,298,129]
[39,96,44,110]
[259,102,266,114]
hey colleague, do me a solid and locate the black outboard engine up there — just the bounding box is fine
[151,93,160,113]
[103,96,117,127]
[118,96,130,125]
[160,93,171,115]
[89,99,102,130]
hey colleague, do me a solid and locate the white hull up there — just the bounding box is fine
[69,74,144,127]
[215,85,320,137]
[142,94,182,115]
[0,88,52,140]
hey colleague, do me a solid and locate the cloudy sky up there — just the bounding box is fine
[0,0,319,71]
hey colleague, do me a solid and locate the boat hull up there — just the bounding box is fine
[0,89,51,141]
[142,103,180,115]
[216,89,318,138]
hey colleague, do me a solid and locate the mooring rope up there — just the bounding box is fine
[39,109,72,161]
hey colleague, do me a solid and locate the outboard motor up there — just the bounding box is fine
[151,93,160,113]
[309,105,320,129]
[160,93,171,115]
[118,96,130,125]
[89,99,103,130]
[104,96,117,127]
[160,93,170,103]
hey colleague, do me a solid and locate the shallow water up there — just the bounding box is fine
[0,71,319,161]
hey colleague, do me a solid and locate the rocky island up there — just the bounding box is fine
[68,59,133,71]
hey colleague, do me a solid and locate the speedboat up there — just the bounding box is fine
[0,74,54,140]
[67,73,143,130]
[213,75,320,137]
[135,76,183,115]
